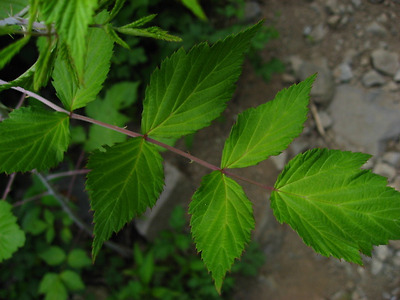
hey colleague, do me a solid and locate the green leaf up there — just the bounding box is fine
[271,148,400,265]
[39,246,67,266]
[139,251,155,285]
[119,14,157,29]
[189,171,254,293]
[116,26,182,42]
[60,270,85,291]
[67,249,92,269]
[0,36,30,70]
[39,273,68,300]
[0,62,35,92]
[104,24,130,49]
[0,107,70,173]
[87,138,164,259]
[104,0,126,23]
[142,22,262,139]
[0,201,26,262]
[85,81,139,151]
[181,0,207,21]
[33,36,57,91]
[52,13,114,111]
[0,0,28,19]
[221,74,316,169]
[39,0,98,80]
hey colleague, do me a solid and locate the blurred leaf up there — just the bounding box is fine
[116,26,182,42]
[39,246,66,266]
[0,0,29,19]
[60,270,85,291]
[139,251,154,284]
[67,249,92,269]
[0,36,30,70]
[181,0,207,21]
[33,36,57,91]
[39,273,68,300]
[119,14,157,29]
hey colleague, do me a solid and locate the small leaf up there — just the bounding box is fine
[119,14,157,29]
[39,273,68,300]
[139,251,155,285]
[40,0,98,80]
[39,246,67,266]
[221,74,316,169]
[104,24,130,49]
[189,171,254,293]
[105,0,126,23]
[181,0,207,21]
[0,36,30,70]
[52,13,114,111]
[0,0,29,19]
[271,148,400,264]
[0,62,35,92]
[87,138,164,259]
[33,36,57,91]
[60,270,85,291]
[142,22,262,139]
[67,248,92,269]
[116,26,182,42]
[0,107,70,173]
[0,201,26,262]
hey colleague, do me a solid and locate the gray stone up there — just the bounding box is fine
[362,70,385,87]
[370,259,384,275]
[371,49,399,76]
[351,0,362,7]
[328,15,341,28]
[366,21,388,36]
[269,151,288,171]
[382,81,399,92]
[334,63,353,83]
[328,85,400,155]
[383,151,400,167]
[319,111,333,129]
[389,176,400,191]
[298,59,334,104]
[374,245,391,261]
[394,69,400,82]
[309,23,328,42]
[326,0,340,14]
[374,162,396,181]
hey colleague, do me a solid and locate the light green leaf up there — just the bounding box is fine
[0,201,26,262]
[116,26,182,42]
[52,13,114,111]
[0,107,70,173]
[104,24,130,49]
[0,62,35,92]
[271,148,400,264]
[0,0,28,19]
[60,270,85,291]
[67,249,92,269]
[221,74,316,169]
[142,22,262,139]
[39,0,98,80]
[39,273,68,300]
[33,36,57,91]
[0,36,30,70]
[104,0,126,23]
[189,171,254,293]
[119,14,157,29]
[85,81,139,151]
[181,0,207,21]
[87,138,164,259]
[39,246,67,266]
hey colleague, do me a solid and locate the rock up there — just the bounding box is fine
[269,151,288,171]
[374,245,391,261]
[328,85,400,155]
[298,58,334,105]
[389,176,400,191]
[351,0,362,7]
[135,162,192,241]
[328,15,341,28]
[319,111,333,129]
[362,70,385,87]
[309,23,328,42]
[244,1,262,21]
[366,21,388,36]
[288,55,304,75]
[326,0,340,14]
[371,49,399,76]
[373,161,397,181]
[370,259,384,275]
[334,63,353,83]
[382,81,399,92]
[383,151,400,167]
[394,69,400,82]
[393,252,400,267]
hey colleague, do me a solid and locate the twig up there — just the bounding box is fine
[1,173,16,200]
[67,150,86,199]
[13,191,49,207]
[46,169,89,181]
[310,101,326,137]
[35,172,131,257]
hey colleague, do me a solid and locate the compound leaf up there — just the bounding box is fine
[0,107,70,173]
[141,22,262,139]
[40,0,98,80]
[271,148,400,264]
[189,171,254,293]
[39,273,68,300]
[221,74,316,169]
[87,138,164,259]
[52,13,114,111]
[0,201,26,262]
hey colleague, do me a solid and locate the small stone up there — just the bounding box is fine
[326,0,340,14]
[288,55,304,75]
[328,15,341,28]
[366,21,388,36]
[383,151,400,166]
[319,111,333,129]
[303,25,312,36]
[389,176,400,191]
[282,73,296,83]
[392,252,400,267]
[310,23,328,42]
[375,245,391,261]
[334,63,353,82]
[377,13,389,23]
[390,240,400,250]
[370,259,384,275]
[362,70,385,87]
[394,69,400,82]
[352,0,362,7]
[373,161,397,181]
[269,151,288,171]
[371,49,399,76]
[382,81,399,92]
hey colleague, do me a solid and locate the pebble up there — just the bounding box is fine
[371,49,399,76]
[375,245,391,261]
[362,70,385,87]
[382,151,400,167]
[371,259,384,275]
[373,162,397,181]
[328,15,341,28]
[334,63,353,83]
[382,81,399,92]
[351,0,362,7]
[269,151,288,171]
[319,111,333,129]
[366,21,388,36]
[310,23,328,42]
[394,69,400,82]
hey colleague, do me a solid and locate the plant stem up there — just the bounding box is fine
[46,169,90,181]
[0,80,276,192]
[1,173,16,200]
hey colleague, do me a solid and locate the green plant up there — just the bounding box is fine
[1,0,400,296]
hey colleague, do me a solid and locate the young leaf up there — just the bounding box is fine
[87,138,164,259]
[271,148,400,264]
[85,82,139,151]
[39,273,68,300]
[0,36,30,70]
[39,0,98,80]
[189,171,254,293]
[115,26,182,42]
[33,36,57,91]
[0,0,29,19]
[0,201,26,262]
[119,14,157,29]
[181,0,207,21]
[52,15,114,111]
[0,107,70,173]
[104,24,130,49]
[141,22,263,139]
[39,246,66,266]
[104,0,126,23]
[221,74,316,169]
[60,270,85,291]
[67,249,92,269]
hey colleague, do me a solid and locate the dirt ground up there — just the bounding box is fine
[167,1,400,299]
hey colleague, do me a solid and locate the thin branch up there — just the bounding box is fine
[13,191,49,207]
[46,169,89,181]
[1,173,16,200]
[35,172,131,258]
